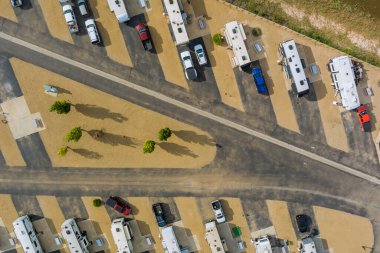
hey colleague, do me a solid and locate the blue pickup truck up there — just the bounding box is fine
[152,203,166,227]
[252,67,268,95]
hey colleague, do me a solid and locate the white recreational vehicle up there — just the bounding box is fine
[13,216,44,253]
[107,0,129,23]
[110,217,134,253]
[61,218,90,253]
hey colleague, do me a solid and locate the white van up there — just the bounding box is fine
[85,19,101,45]
[77,0,88,16]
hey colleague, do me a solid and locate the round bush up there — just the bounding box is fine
[93,199,102,207]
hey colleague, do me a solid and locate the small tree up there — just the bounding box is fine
[93,198,102,207]
[212,33,223,46]
[251,27,262,37]
[57,146,69,156]
[50,100,71,114]
[66,127,82,142]
[158,127,172,141]
[143,140,156,154]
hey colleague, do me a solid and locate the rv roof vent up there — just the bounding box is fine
[178,28,182,33]
[289,45,294,50]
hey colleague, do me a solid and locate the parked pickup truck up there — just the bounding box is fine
[135,23,153,51]
[62,4,79,33]
[356,105,371,132]
[106,196,132,216]
[152,203,166,227]
[252,67,268,95]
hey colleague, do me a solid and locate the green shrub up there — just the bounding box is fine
[143,140,156,154]
[251,27,262,37]
[66,127,82,142]
[158,128,172,141]
[57,146,68,156]
[50,100,71,114]
[93,199,102,207]
[212,33,223,46]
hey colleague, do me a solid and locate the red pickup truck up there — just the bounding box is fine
[135,23,153,51]
[106,196,132,216]
[357,105,371,132]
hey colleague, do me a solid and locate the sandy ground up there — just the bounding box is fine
[128,197,164,253]
[0,120,26,166]
[82,197,115,253]
[266,200,298,252]
[313,206,373,253]
[37,0,74,44]
[144,1,188,90]
[10,58,216,168]
[88,0,133,67]
[223,198,255,253]
[0,1,17,23]
[174,197,211,253]
[191,1,245,112]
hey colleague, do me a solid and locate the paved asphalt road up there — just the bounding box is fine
[0,11,380,251]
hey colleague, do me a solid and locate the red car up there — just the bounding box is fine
[106,196,131,216]
[135,23,153,51]
[357,105,371,132]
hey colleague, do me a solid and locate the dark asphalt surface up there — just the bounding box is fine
[0,2,380,251]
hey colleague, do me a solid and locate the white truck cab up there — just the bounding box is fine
[107,0,129,23]
[62,4,79,33]
[85,19,101,45]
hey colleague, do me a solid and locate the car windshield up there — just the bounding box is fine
[64,10,72,15]
[359,110,367,116]
[198,53,204,58]
[196,49,203,54]
[139,28,146,33]
[183,56,191,61]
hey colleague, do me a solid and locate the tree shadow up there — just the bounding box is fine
[87,130,137,147]
[173,130,214,146]
[71,148,102,159]
[74,104,127,123]
[158,142,198,158]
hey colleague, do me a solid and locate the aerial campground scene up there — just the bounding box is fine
[2,0,380,253]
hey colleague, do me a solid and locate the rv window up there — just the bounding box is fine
[33,241,37,247]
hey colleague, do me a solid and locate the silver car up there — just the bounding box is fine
[194,44,207,66]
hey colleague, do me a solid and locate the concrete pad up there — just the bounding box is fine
[32,218,62,252]
[0,226,15,252]
[0,120,26,166]
[144,2,189,89]
[7,112,46,139]
[127,197,164,253]
[313,206,373,253]
[88,0,133,67]
[222,198,254,253]
[1,96,30,120]
[37,0,74,44]
[0,1,17,22]
[82,197,115,253]
[77,219,108,252]
[266,200,297,252]
[168,221,198,252]
[181,1,210,40]
[127,220,155,253]
[174,197,209,252]
[217,222,245,253]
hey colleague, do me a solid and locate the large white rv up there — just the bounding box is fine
[107,0,129,23]
[61,219,90,253]
[110,217,134,253]
[13,216,44,253]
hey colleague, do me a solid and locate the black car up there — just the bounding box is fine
[152,203,166,227]
[296,214,308,233]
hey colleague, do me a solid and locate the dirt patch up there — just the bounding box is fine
[10,58,216,168]
[0,2,17,22]
[88,0,133,67]
[37,0,74,44]
[313,206,374,252]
